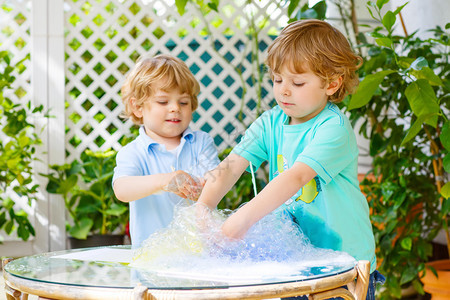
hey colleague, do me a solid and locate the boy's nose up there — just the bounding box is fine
[281,85,291,96]
[169,103,180,112]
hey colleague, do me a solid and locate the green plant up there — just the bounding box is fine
[0,51,44,242]
[346,1,449,298]
[42,149,129,239]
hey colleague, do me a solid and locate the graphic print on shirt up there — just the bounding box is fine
[275,154,320,205]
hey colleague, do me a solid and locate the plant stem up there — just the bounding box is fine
[332,1,353,49]
[349,0,359,43]
[424,126,450,256]
[64,194,78,226]
[398,11,408,37]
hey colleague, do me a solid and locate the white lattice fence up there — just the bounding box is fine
[64,0,288,161]
[0,1,34,243]
[0,1,31,106]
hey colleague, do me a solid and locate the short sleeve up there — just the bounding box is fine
[112,145,144,183]
[231,113,269,170]
[296,124,356,184]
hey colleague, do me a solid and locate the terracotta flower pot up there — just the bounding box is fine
[420,259,450,300]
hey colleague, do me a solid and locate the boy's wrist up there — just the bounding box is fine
[235,205,257,229]
[161,172,176,191]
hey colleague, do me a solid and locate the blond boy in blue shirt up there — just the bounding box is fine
[113,55,219,248]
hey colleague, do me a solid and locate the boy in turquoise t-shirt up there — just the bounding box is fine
[197,20,383,299]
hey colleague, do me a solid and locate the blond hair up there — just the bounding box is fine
[121,54,200,124]
[266,19,362,102]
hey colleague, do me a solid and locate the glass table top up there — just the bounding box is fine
[5,246,356,290]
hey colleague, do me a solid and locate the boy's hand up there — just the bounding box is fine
[194,202,215,232]
[163,170,205,200]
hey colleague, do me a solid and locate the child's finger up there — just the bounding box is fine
[178,185,194,200]
[191,186,203,200]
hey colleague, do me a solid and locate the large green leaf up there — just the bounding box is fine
[2,197,14,210]
[105,203,128,216]
[17,224,31,241]
[375,37,392,48]
[401,113,438,147]
[441,121,450,150]
[0,212,6,228]
[411,280,424,296]
[444,153,450,173]
[57,174,78,195]
[376,0,389,9]
[400,265,417,285]
[441,182,450,199]
[382,11,396,32]
[69,218,94,239]
[411,67,443,86]
[393,2,409,15]
[400,237,412,251]
[348,70,395,110]
[175,0,188,15]
[442,193,450,215]
[4,220,14,234]
[207,0,219,12]
[404,79,439,127]
[311,0,327,20]
[287,0,301,17]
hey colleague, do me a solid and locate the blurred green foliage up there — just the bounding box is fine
[0,51,43,242]
[42,149,128,239]
[346,1,450,297]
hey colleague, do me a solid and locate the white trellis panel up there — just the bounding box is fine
[0,0,34,249]
[0,0,66,255]
[0,1,32,115]
[64,0,288,161]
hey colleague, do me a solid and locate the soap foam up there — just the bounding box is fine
[131,204,355,281]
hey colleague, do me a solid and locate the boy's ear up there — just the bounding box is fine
[326,76,342,96]
[131,98,143,118]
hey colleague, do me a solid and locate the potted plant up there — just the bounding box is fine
[42,149,129,248]
[345,1,449,298]
[0,51,44,243]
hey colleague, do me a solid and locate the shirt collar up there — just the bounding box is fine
[137,126,195,150]
[181,127,194,142]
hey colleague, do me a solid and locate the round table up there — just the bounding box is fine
[3,246,370,300]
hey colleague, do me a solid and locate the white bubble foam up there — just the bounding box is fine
[131,204,356,282]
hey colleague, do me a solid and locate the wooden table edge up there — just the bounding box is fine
[4,263,359,300]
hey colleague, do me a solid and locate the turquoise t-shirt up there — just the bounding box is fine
[232,103,376,272]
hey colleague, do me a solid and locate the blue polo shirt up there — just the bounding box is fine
[113,127,220,248]
[232,104,376,272]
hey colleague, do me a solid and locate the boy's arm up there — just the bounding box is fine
[221,161,317,239]
[197,153,249,209]
[113,171,197,202]
[198,133,221,174]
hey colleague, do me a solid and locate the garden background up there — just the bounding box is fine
[0,1,449,297]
